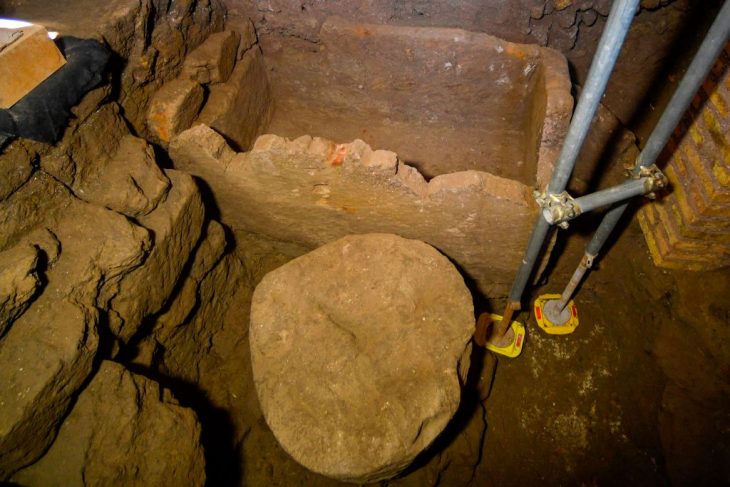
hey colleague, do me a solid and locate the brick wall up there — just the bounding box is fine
[638,43,730,270]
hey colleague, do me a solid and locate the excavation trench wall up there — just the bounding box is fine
[262,17,573,185]
[0,0,573,482]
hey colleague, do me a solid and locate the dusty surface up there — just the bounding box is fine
[224,216,727,487]
[170,127,542,297]
[250,234,474,482]
[0,0,728,485]
[260,17,571,183]
[11,361,206,487]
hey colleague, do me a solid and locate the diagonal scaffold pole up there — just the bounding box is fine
[483,0,642,347]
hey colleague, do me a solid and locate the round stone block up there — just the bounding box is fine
[250,233,474,482]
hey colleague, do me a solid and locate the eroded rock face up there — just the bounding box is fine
[76,134,171,217]
[181,29,240,84]
[109,169,205,343]
[0,176,150,478]
[11,361,206,487]
[0,141,35,201]
[0,0,239,482]
[0,244,39,338]
[250,233,474,482]
[195,45,272,151]
[170,126,537,296]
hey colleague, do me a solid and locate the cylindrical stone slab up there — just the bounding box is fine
[250,233,474,482]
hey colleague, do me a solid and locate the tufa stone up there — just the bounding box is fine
[250,233,474,482]
[76,135,170,217]
[195,46,272,151]
[181,30,240,85]
[11,361,206,487]
[0,179,149,477]
[108,169,205,342]
[0,244,39,338]
[147,79,204,145]
[170,126,538,297]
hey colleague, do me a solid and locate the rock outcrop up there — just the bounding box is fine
[0,0,242,480]
[0,177,150,477]
[0,244,40,338]
[12,361,206,487]
[250,234,474,482]
[108,169,205,343]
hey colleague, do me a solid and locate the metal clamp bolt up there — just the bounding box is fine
[637,164,668,199]
[535,190,581,229]
[624,163,669,199]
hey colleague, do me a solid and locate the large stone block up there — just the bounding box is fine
[170,125,537,296]
[0,177,150,478]
[250,234,474,482]
[196,46,272,151]
[109,169,205,342]
[152,219,229,343]
[181,30,240,84]
[157,251,246,385]
[0,288,99,479]
[11,361,206,487]
[77,135,170,217]
[147,79,204,146]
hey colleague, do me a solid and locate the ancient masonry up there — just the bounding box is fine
[1,0,578,483]
[0,0,265,483]
[638,44,730,270]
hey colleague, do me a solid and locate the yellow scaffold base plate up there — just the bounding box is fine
[485,313,526,358]
[533,294,579,335]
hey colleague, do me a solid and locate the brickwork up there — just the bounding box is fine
[638,44,730,270]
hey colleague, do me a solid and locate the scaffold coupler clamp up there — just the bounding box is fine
[534,189,580,229]
[627,164,668,200]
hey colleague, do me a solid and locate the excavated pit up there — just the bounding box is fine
[2,1,729,486]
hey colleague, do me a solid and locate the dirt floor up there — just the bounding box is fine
[477,214,670,486]
[222,202,728,486]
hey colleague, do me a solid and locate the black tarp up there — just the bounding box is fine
[0,36,109,147]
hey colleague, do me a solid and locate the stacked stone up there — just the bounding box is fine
[0,0,256,484]
[638,44,730,271]
[146,20,272,151]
